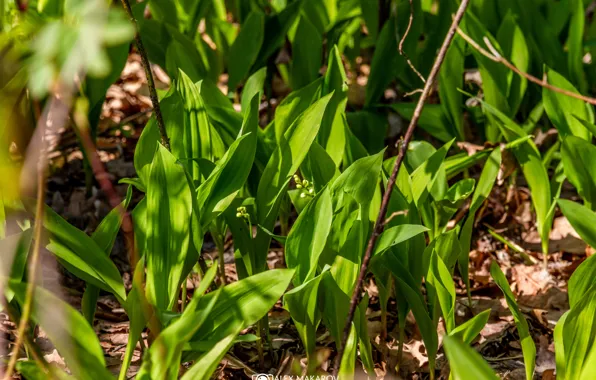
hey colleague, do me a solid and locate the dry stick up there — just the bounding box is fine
[398,0,426,84]
[120,0,170,150]
[331,0,471,375]
[456,27,596,106]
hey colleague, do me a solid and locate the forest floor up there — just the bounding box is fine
[1,52,586,379]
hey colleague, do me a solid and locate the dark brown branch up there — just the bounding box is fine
[456,27,596,106]
[331,0,472,375]
[120,0,170,150]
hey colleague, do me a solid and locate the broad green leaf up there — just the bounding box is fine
[543,67,592,141]
[554,311,569,379]
[439,36,465,140]
[227,10,265,90]
[391,104,454,143]
[284,270,327,372]
[256,93,333,228]
[82,186,133,323]
[567,0,586,93]
[410,139,454,206]
[285,187,333,285]
[558,199,596,249]
[319,45,348,166]
[197,95,258,227]
[480,100,551,256]
[459,148,501,295]
[181,331,240,380]
[145,144,192,310]
[331,149,385,207]
[274,77,323,141]
[365,15,397,106]
[450,309,491,344]
[190,269,295,343]
[241,67,266,115]
[10,282,111,380]
[443,335,498,380]
[42,206,126,301]
[16,361,72,380]
[561,136,596,209]
[427,253,456,332]
[496,11,529,115]
[462,13,509,140]
[373,224,429,256]
[302,142,338,192]
[291,16,322,90]
[137,264,219,379]
[119,258,152,380]
[562,285,596,380]
[0,229,31,302]
[490,262,535,380]
[568,255,596,309]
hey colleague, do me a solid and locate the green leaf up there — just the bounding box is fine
[373,224,429,256]
[391,104,454,143]
[82,186,133,323]
[331,149,385,207]
[227,10,265,90]
[562,136,596,209]
[137,263,219,379]
[561,285,596,380]
[181,331,240,380]
[285,187,333,285]
[568,255,596,309]
[543,67,592,141]
[241,67,267,115]
[558,199,596,249]
[10,283,111,380]
[410,139,454,206]
[365,15,397,106]
[197,95,258,227]
[450,309,491,344]
[291,16,322,90]
[190,269,295,343]
[567,0,586,93]
[490,262,536,380]
[0,229,31,302]
[427,253,456,332]
[459,148,501,294]
[42,206,126,301]
[496,11,529,115]
[479,99,551,256]
[439,36,465,141]
[443,335,499,380]
[284,270,327,372]
[256,93,332,230]
[145,144,192,310]
[119,258,152,380]
[274,77,323,141]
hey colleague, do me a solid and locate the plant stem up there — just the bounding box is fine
[331,0,471,375]
[215,234,226,286]
[119,0,170,150]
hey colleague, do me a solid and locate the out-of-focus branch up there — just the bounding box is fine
[120,0,170,150]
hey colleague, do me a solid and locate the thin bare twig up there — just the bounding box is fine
[383,210,409,226]
[331,0,472,375]
[456,27,596,106]
[120,0,170,150]
[398,0,426,84]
